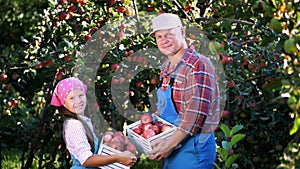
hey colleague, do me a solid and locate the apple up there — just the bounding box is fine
[55,72,65,80]
[103,134,113,143]
[0,74,8,82]
[227,80,235,88]
[136,81,144,88]
[85,34,92,42]
[270,18,283,33]
[109,0,116,6]
[283,39,298,54]
[142,123,153,131]
[12,99,18,107]
[150,77,158,85]
[108,142,124,151]
[184,4,192,11]
[7,101,13,108]
[161,124,173,132]
[140,113,153,124]
[111,135,125,144]
[104,131,114,136]
[221,56,233,65]
[64,56,71,62]
[151,125,161,134]
[68,5,77,13]
[111,63,120,71]
[128,49,134,55]
[221,110,230,118]
[132,127,142,135]
[117,6,126,13]
[117,31,125,39]
[142,129,156,139]
[111,77,119,85]
[153,121,164,129]
[126,143,137,153]
[59,12,67,21]
[114,131,124,137]
[129,91,134,97]
[118,77,125,84]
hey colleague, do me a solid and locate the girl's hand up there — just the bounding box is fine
[117,150,137,167]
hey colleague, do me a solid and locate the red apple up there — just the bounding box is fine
[133,127,142,135]
[126,143,137,153]
[111,63,120,71]
[104,131,114,136]
[59,12,67,21]
[117,6,126,13]
[150,77,158,85]
[161,124,173,132]
[85,34,92,42]
[221,56,233,65]
[109,0,116,6]
[136,81,144,88]
[151,125,161,134]
[108,142,124,151]
[103,134,113,143]
[154,121,164,129]
[0,74,8,82]
[140,113,153,124]
[142,129,156,139]
[7,101,13,108]
[55,72,64,80]
[113,131,124,137]
[222,110,230,118]
[12,99,18,107]
[142,123,153,131]
[227,80,235,88]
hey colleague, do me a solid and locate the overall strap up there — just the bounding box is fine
[77,117,95,153]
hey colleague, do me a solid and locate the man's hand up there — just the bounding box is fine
[147,129,188,160]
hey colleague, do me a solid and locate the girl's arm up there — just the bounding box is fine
[83,151,137,167]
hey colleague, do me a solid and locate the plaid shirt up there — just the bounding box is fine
[159,46,220,135]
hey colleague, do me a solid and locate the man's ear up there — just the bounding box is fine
[181,27,186,37]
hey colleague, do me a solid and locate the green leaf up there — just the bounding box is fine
[222,141,232,151]
[230,124,244,136]
[225,154,239,167]
[230,134,246,145]
[290,113,300,135]
[213,163,221,169]
[220,123,231,137]
[217,147,228,161]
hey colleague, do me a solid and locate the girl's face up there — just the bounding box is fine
[64,89,87,115]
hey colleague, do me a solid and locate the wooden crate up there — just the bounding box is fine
[126,115,177,156]
[98,140,130,169]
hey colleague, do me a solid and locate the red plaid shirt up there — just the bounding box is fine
[159,46,220,135]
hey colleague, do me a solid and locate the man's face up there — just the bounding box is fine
[154,27,185,57]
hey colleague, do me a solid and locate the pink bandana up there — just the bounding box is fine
[50,77,87,107]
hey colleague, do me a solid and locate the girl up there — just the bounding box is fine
[51,77,137,168]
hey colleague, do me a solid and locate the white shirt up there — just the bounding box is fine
[63,115,96,165]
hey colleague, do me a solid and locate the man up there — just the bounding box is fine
[148,13,220,169]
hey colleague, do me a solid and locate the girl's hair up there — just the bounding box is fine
[57,106,95,152]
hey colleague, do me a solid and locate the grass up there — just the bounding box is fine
[2,148,23,169]
[1,148,161,169]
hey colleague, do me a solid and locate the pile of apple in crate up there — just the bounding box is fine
[98,113,176,168]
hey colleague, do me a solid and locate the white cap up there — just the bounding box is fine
[149,13,183,36]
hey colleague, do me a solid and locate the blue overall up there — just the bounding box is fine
[70,131,99,169]
[156,66,216,169]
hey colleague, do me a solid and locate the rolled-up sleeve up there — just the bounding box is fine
[64,119,93,165]
[178,61,214,135]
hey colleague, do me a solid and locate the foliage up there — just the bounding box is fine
[0,0,299,168]
[214,124,245,169]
